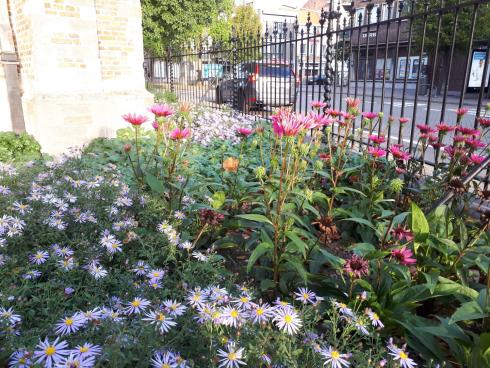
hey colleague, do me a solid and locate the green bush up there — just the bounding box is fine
[0,131,42,162]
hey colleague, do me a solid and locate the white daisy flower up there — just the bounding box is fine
[33,337,70,368]
[125,297,151,315]
[163,300,187,317]
[272,307,302,335]
[54,313,86,335]
[320,346,350,368]
[294,287,317,304]
[143,310,177,334]
[217,342,246,368]
[29,250,49,265]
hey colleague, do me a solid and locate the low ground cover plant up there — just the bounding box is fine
[0,101,489,367]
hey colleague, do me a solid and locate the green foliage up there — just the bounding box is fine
[0,131,42,162]
[232,5,262,38]
[142,0,234,56]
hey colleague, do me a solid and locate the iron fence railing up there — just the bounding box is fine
[144,0,490,186]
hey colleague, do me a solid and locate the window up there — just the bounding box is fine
[397,56,428,79]
[368,5,379,24]
[355,8,364,25]
[381,4,389,21]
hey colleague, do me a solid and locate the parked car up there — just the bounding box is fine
[216,61,299,112]
[306,74,327,85]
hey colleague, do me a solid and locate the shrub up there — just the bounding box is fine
[0,132,42,162]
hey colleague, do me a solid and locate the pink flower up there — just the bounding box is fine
[453,135,466,143]
[362,112,378,120]
[465,138,485,150]
[457,126,480,136]
[311,101,327,110]
[305,112,333,129]
[271,108,306,137]
[389,145,411,161]
[122,113,148,126]
[456,107,469,117]
[477,117,490,127]
[368,147,387,159]
[391,246,416,265]
[169,127,191,140]
[237,127,254,137]
[468,154,486,165]
[343,255,369,279]
[436,122,456,133]
[148,103,174,117]
[346,97,360,109]
[326,109,342,117]
[399,117,410,124]
[390,225,414,242]
[416,124,436,134]
[342,112,355,120]
[152,121,159,130]
[368,134,385,145]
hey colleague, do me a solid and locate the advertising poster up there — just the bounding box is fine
[468,50,490,88]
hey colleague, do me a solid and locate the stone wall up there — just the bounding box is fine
[0,0,152,154]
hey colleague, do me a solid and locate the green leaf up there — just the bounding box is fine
[349,242,376,257]
[211,191,226,209]
[423,270,440,294]
[285,231,308,259]
[236,214,273,226]
[434,276,479,299]
[247,242,273,273]
[285,260,308,282]
[411,201,429,253]
[340,217,376,230]
[449,301,488,324]
[334,186,367,197]
[260,279,275,291]
[145,173,164,194]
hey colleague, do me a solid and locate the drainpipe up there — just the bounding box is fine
[1,0,26,132]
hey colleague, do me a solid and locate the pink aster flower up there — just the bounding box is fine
[476,117,490,127]
[416,124,436,134]
[305,111,333,129]
[122,113,148,126]
[368,134,386,145]
[457,126,480,136]
[436,122,456,133]
[391,246,416,265]
[346,97,360,109]
[465,138,485,150]
[456,107,469,117]
[399,117,410,125]
[362,112,378,120]
[326,108,342,117]
[468,154,486,165]
[390,225,414,242]
[343,255,369,279]
[148,103,174,117]
[368,146,387,159]
[169,128,191,140]
[236,127,254,137]
[389,145,411,161]
[271,108,306,137]
[311,100,327,110]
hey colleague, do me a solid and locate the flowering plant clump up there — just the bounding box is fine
[1,99,489,367]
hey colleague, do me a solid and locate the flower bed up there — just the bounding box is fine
[0,101,489,367]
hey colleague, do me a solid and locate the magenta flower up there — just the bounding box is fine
[399,117,410,125]
[152,121,159,130]
[456,107,469,117]
[368,134,386,145]
[122,113,148,126]
[477,117,490,127]
[391,246,416,266]
[169,128,191,140]
[326,109,342,117]
[346,97,360,109]
[389,145,411,161]
[271,108,306,137]
[343,255,369,279]
[311,101,327,110]
[236,127,254,137]
[453,135,466,143]
[390,225,414,242]
[436,122,456,133]
[368,147,387,159]
[416,124,436,134]
[468,154,486,165]
[457,126,481,136]
[305,112,333,129]
[465,138,485,150]
[148,103,174,117]
[362,112,378,120]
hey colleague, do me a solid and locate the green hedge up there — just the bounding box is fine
[0,131,42,162]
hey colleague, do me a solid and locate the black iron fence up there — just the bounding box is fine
[144,0,490,183]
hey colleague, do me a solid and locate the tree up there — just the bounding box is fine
[232,5,262,40]
[142,0,233,56]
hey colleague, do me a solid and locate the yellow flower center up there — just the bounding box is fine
[339,303,347,308]
[256,308,264,315]
[230,310,239,318]
[131,300,141,307]
[65,318,73,326]
[19,358,26,364]
[111,243,118,248]
[157,313,165,321]
[162,364,170,368]
[303,293,309,299]
[35,254,42,259]
[399,351,408,360]
[171,305,177,310]
[372,313,379,320]
[212,312,221,319]
[228,352,237,361]
[240,297,248,303]
[45,346,56,356]
[284,314,293,324]
[80,346,89,353]
[331,351,340,359]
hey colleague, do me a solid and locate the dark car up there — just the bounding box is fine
[216,61,298,112]
[306,74,327,85]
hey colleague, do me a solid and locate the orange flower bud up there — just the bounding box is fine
[223,157,239,173]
